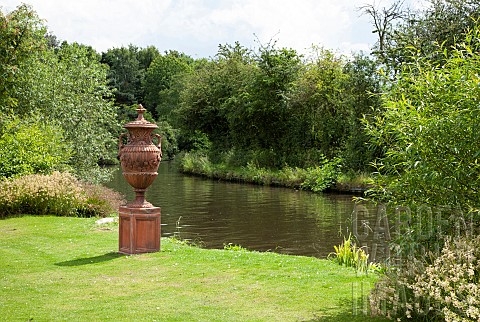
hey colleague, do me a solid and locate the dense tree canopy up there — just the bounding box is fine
[176,43,381,170]
[0,4,46,111]
[0,4,119,182]
[364,0,480,72]
[366,23,480,211]
[101,45,144,105]
[144,50,193,120]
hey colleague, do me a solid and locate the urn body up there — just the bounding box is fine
[118,106,162,208]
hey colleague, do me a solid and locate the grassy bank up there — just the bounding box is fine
[0,216,386,321]
[178,152,372,194]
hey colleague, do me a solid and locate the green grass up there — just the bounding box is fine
[0,216,387,321]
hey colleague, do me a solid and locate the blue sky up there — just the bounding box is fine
[2,0,427,58]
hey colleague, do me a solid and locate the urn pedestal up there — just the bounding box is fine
[118,104,162,254]
[119,206,161,254]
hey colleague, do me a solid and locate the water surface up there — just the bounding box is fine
[106,162,382,258]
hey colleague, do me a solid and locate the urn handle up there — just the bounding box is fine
[153,133,163,157]
[118,133,128,154]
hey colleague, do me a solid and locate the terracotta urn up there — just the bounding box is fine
[118,104,162,208]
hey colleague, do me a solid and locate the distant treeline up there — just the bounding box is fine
[100,42,382,172]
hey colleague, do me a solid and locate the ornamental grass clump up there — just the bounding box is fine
[329,234,371,273]
[0,172,124,218]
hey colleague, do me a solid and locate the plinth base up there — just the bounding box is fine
[119,206,161,254]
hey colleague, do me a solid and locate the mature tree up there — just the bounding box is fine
[177,56,237,153]
[233,44,302,167]
[101,45,144,105]
[366,28,480,210]
[178,42,305,168]
[289,48,348,163]
[1,4,119,182]
[137,45,160,70]
[366,22,480,322]
[0,4,46,112]
[177,42,382,170]
[363,0,480,71]
[14,41,119,181]
[360,0,405,66]
[340,53,382,171]
[144,50,193,120]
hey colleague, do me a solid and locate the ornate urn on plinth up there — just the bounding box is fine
[118,104,162,254]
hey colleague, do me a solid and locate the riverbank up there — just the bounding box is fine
[177,152,372,194]
[0,216,386,321]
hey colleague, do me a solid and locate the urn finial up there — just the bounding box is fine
[136,104,146,121]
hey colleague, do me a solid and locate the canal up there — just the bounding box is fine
[106,161,385,259]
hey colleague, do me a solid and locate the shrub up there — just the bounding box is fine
[0,172,124,218]
[369,235,480,321]
[0,117,72,178]
[300,157,340,192]
[412,236,480,321]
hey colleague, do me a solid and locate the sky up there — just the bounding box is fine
[2,0,427,58]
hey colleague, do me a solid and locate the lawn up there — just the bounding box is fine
[0,216,387,321]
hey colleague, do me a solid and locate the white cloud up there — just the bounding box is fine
[2,0,384,57]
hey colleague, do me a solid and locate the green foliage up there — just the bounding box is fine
[177,44,254,153]
[16,42,119,181]
[177,130,212,153]
[0,116,72,178]
[223,243,248,251]
[0,4,46,111]
[367,0,480,72]
[245,44,302,165]
[0,172,124,218]
[137,45,160,70]
[177,43,380,171]
[144,51,193,120]
[290,48,349,161]
[101,45,145,105]
[365,16,480,322]
[300,157,340,192]
[1,4,120,182]
[335,171,373,192]
[156,120,179,160]
[340,53,383,171]
[179,151,328,190]
[366,23,480,212]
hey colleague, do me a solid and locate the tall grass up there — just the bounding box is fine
[0,172,124,218]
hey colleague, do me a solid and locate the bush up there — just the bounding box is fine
[412,236,480,321]
[370,235,480,321]
[0,172,125,218]
[0,117,72,178]
[300,157,340,192]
